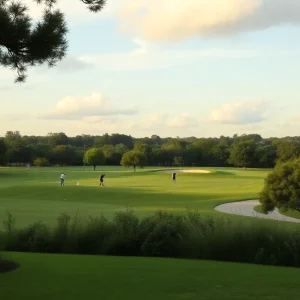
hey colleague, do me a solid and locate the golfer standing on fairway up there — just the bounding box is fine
[172,172,177,182]
[99,174,105,186]
[60,173,66,186]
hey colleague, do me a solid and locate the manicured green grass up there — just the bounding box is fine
[1,252,300,300]
[0,166,269,227]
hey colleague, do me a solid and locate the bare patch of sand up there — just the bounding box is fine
[215,200,300,223]
[158,169,211,174]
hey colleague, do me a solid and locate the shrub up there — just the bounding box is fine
[33,157,49,167]
[2,210,300,268]
[260,158,300,213]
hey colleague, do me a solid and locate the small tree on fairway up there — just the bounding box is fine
[259,158,300,213]
[83,148,105,170]
[121,151,148,172]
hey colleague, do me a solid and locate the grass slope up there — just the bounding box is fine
[1,252,300,300]
[0,167,268,227]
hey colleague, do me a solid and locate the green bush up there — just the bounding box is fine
[33,157,49,167]
[2,210,300,268]
[260,158,300,213]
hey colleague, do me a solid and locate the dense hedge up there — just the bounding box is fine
[1,210,300,267]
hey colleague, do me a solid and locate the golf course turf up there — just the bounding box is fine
[2,166,300,299]
[2,252,300,300]
[0,166,269,227]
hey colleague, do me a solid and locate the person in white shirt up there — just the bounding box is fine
[60,173,66,186]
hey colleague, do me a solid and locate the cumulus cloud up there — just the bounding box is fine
[167,113,199,128]
[118,0,300,41]
[39,93,138,120]
[209,100,268,125]
[55,56,93,72]
[78,38,257,71]
[128,112,200,136]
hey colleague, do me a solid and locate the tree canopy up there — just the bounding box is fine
[0,131,282,168]
[228,140,257,168]
[0,0,106,82]
[121,150,148,171]
[83,148,105,170]
[259,158,300,213]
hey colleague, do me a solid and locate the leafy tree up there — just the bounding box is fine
[134,142,152,162]
[0,138,7,165]
[51,145,76,165]
[33,157,49,167]
[34,143,52,158]
[121,151,148,171]
[83,148,105,170]
[4,132,33,163]
[228,140,257,168]
[255,144,276,168]
[115,143,129,156]
[0,0,106,82]
[47,132,69,146]
[100,144,120,165]
[110,134,134,149]
[173,156,184,167]
[276,139,300,164]
[191,139,216,166]
[151,148,169,166]
[94,134,111,147]
[260,158,300,213]
[161,140,183,165]
[183,145,202,166]
[212,143,230,166]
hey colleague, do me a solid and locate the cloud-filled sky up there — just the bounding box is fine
[1,0,300,138]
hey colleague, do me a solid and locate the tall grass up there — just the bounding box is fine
[1,210,300,267]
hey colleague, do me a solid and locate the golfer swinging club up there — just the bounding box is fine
[99,174,105,186]
[60,173,66,186]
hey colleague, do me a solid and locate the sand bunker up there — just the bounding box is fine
[215,200,300,223]
[158,169,211,174]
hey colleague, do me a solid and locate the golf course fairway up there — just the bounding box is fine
[0,166,269,227]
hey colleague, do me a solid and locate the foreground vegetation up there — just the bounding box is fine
[3,252,300,300]
[2,208,300,268]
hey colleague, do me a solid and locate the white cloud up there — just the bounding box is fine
[78,38,257,71]
[209,100,268,125]
[54,56,92,72]
[167,113,199,128]
[118,0,300,41]
[128,112,200,136]
[39,93,138,120]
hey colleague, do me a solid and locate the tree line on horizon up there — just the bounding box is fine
[0,131,299,169]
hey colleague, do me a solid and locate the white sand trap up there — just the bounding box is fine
[215,200,300,223]
[158,169,211,174]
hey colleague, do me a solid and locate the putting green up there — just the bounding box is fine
[1,252,300,300]
[0,166,269,227]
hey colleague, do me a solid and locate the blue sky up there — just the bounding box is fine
[1,0,300,138]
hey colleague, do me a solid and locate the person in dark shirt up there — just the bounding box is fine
[172,172,176,183]
[99,174,105,186]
